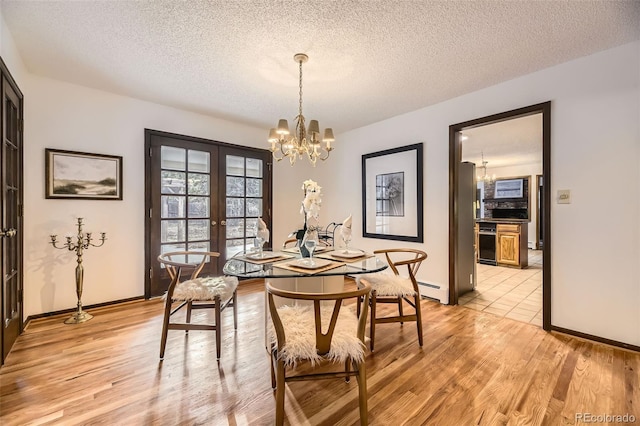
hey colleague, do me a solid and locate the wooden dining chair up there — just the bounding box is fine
[266,281,371,426]
[157,251,238,360]
[356,248,428,352]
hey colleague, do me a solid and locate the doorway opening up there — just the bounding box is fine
[448,102,551,331]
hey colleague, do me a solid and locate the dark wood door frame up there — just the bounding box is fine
[448,101,551,331]
[144,129,273,299]
[0,57,24,365]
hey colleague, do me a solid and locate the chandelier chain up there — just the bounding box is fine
[298,59,303,118]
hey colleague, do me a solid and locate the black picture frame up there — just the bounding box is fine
[45,148,123,200]
[362,143,423,242]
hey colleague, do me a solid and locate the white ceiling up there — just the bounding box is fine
[2,0,639,139]
[461,114,543,168]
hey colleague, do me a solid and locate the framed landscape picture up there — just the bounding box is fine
[45,149,123,200]
[362,143,423,242]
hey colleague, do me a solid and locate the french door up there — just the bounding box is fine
[145,130,272,298]
[1,59,23,365]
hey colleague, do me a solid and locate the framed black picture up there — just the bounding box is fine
[45,149,123,200]
[362,143,423,242]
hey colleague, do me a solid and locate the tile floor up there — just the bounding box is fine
[459,250,543,326]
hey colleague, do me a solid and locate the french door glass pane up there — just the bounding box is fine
[188,150,210,173]
[226,176,244,196]
[188,196,209,218]
[246,178,262,197]
[188,219,209,241]
[246,158,262,177]
[162,195,185,218]
[226,198,244,217]
[161,171,186,194]
[226,218,245,239]
[246,218,258,238]
[161,243,186,259]
[162,220,185,243]
[226,238,248,258]
[246,199,262,217]
[188,173,209,195]
[161,146,186,170]
[226,155,245,176]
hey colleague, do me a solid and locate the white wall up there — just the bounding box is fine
[316,41,640,346]
[21,75,267,318]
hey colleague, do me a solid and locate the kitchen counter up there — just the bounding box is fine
[475,218,530,223]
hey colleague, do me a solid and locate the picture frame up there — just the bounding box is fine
[45,148,123,200]
[362,143,423,242]
[494,178,523,199]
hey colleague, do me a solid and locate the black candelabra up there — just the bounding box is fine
[50,218,106,324]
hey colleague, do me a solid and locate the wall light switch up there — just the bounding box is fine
[557,189,571,204]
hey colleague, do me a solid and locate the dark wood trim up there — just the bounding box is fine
[144,128,268,155]
[551,326,640,353]
[541,102,551,331]
[448,102,551,323]
[144,129,273,299]
[448,128,460,305]
[535,174,543,250]
[0,56,24,366]
[0,57,24,98]
[24,296,145,326]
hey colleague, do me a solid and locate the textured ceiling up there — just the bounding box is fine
[2,0,639,138]
[462,114,543,169]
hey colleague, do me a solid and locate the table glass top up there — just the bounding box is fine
[223,248,387,279]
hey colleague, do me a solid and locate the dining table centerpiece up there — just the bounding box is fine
[296,179,322,257]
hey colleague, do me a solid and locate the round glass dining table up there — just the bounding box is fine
[222,247,388,279]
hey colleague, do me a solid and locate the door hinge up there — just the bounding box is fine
[18,204,23,217]
[149,268,153,279]
[149,147,152,157]
[149,208,152,218]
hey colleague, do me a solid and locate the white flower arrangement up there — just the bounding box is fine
[300,179,322,221]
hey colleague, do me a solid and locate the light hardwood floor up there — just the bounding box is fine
[1,279,637,425]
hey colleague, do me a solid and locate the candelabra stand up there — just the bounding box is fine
[50,218,106,324]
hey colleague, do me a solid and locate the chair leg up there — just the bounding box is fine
[355,359,368,425]
[345,359,351,383]
[398,296,404,325]
[159,298,172,359]
[215,296,222,359]
[415,294,424,347]
[369,293,377,352]
[185,301,192,334]
[232,290,238,330]
[270,351,277,389]
[275,359,286,426]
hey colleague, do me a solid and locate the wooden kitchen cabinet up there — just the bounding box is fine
[496,224,528,268]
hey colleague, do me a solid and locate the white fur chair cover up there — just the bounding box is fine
[168,276,238,302]
[268,304,365,367]
[356,272,415,297]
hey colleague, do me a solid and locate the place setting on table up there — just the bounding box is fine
[224,213,381,278]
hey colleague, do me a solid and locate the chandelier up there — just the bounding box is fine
[268,53,334,166]
[477,151,495,183]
